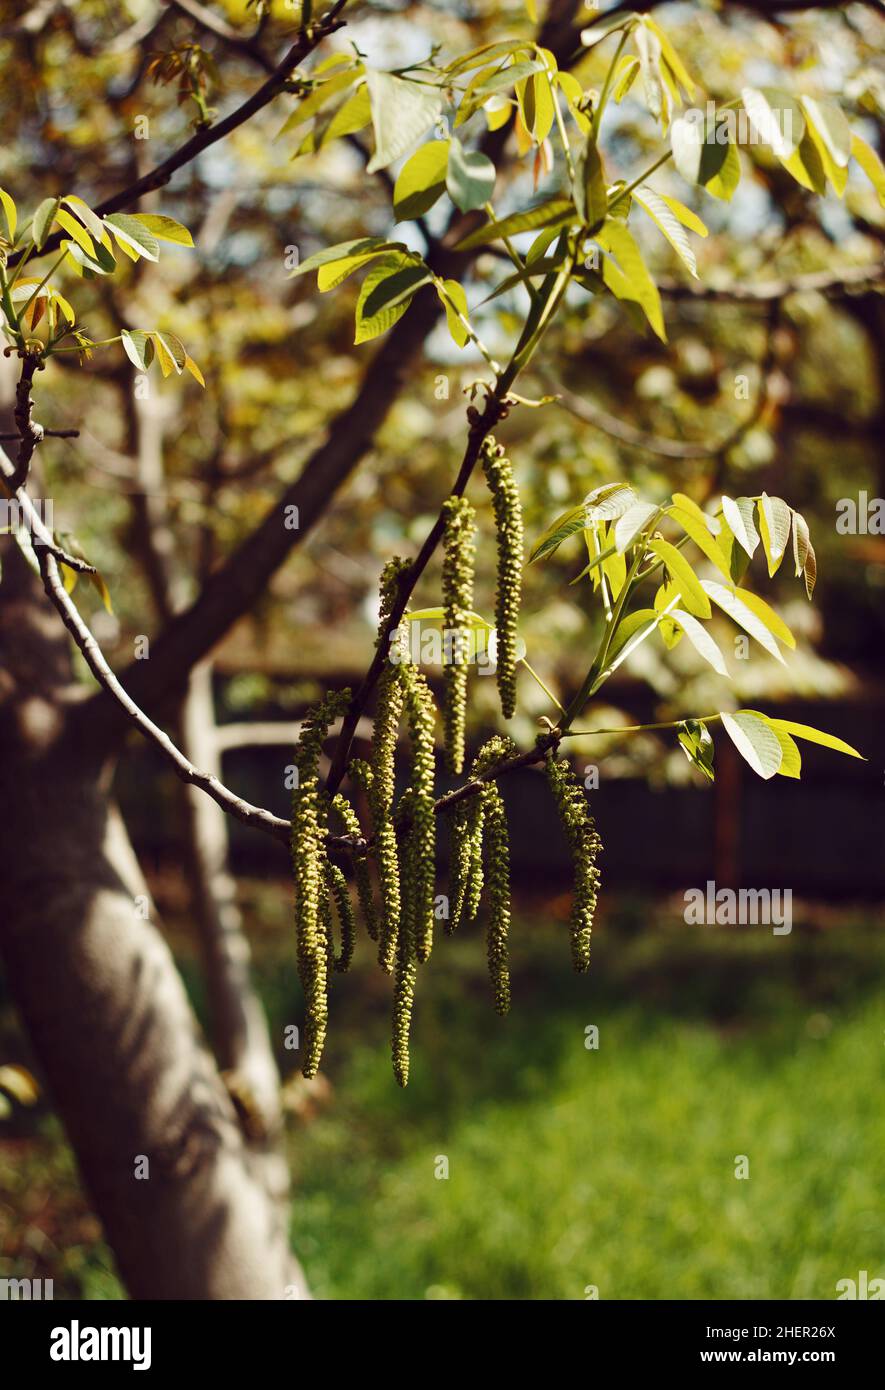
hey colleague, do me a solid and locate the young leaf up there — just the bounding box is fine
[0,187,17,242]
[446,136,496,213]
[649,538,711,617]
[104,213,160,262]
[596,221,666,341]
[290,237,399,281]
[614,500,659,552]
[365,70,444,173]
[584,482,637,524]
[762,717,864,760]
[130,213,195,247]
[120,329,154,371]
[530,502,588,562]
[607,608,659,663]
[671,113,740,201]
[851,133,885,207]
[720,710,783,779]
[678,719,715,781]
[184,354,205,387]
[670,608,728,675]
[734,589,796,650]
[454,198,573,250]
[721,495,760,558]
[741,88,805,159]
[612,54,640,103]
[702,581,784,663]
[801,97,850,168]
[758,493,792,576]
[354,253,421,343]
[655,193,708,238]
[62,195,112,249]
[633,185,699,278]
[393,141,450,220]
[437,278,470,348]
[54,208,96,258]
[574,137,607,230]
[668,505,731,579]
[643,17,695,100]
[32,196,60,250]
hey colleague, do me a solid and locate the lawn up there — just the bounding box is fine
[2,896,883,1301]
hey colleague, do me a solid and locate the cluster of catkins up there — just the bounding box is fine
[290,443,602,1085]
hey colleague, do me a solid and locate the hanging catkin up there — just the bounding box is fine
[401,663,437,963]
[291,687,351,1078]
[323,861,356,974]
[482,783,511,1016]
[392,787,418,1087]
[446,800,473,935]
[545,754,602,973]
[481,437,524,719]
[332,789,378,943]
[441,494,476,775]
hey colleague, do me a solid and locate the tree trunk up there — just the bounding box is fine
[0,543,307,1300]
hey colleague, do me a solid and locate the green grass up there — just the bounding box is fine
[3,898,883,1301]
[283,909,885,1300]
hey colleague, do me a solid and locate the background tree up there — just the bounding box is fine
[0,0,882,1299]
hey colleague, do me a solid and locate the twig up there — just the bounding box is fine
[657,262,885,303]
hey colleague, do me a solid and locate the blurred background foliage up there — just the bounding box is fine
[0,0,883,1299]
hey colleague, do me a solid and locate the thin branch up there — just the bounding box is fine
[0,445,96,574]
[657,262,885,303]
[7,0,349,268]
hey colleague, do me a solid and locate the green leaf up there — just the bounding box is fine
[635,20,664,122]
[454,198,573,251]
[678,720,715,781]
[150,331,185,376]
[365,70,444,174]
[671,113,740,200]
[104,212,160,262]
[762,717,864,760]
[649,538,711,617]
[89,569,114,615]
[614,500,659,552]
[32,196,60,250]
[526,71,555,142]
[668,504,731,579]
[655,193,708,238]
[735,589,796,650]
[471,59,545,97]
[394,141,450,220]
[596,221,666,341]
[782,131,828,195]
[277,69,357,137]
[584,482,637,523]
[361,261,430,318]
[290,237,399,281]
[701,581,784,663]
[530,502,588,562]
[633,185,699,278]
[758,493,792,576]
[54,207,95,258]
[790,510,816,598]
[612,55,640,103]
[354,253,419,343]
[438,278,470,348]
[801,97,850,169]
[446,136,496,213]
[130,213,195,247]
[670,608,728,675]
[0,187,17,242]
[742,88,806,159]
[643,17,695,100]
[740,714,801,778]
[320,84,372,146]
[720,711,783,779]
[62,237,116,276]
[120,329,154,371]
[721,495,760,558]
[62,195,112,249]
[574,137,608,231]
[607,608,659,663]
[851,133,885,207]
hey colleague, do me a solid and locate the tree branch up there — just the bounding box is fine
[7,0,349,268]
